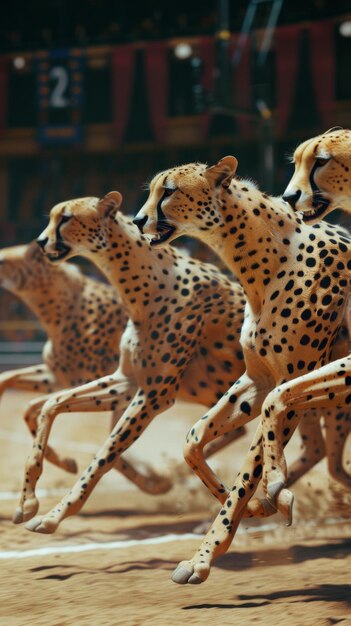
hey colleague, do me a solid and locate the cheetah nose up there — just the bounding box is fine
[133,215,148,233]
[36,236,49,251]
[282,190,301,209]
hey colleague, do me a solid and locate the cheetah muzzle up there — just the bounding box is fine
[43,241,71,262]
[151,192,177,245]
[302,163,331,221]
[36,213,73,261]
[150,220,176,246]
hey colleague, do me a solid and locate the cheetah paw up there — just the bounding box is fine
[243,496,277,518]
[266,478,285,505]
[172,560,210,585]
[62,457,78,474]
[267,481,294,526]
[12,496,39,524]
[25,515,59,534]
[145,474,173,496]
[276,488,294,526]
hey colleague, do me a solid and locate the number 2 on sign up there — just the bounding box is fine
[49,66,69,108]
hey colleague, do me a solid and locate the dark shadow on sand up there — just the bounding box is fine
[31,539,351,585]
[33,558,177,580]
[76,515,203,538]
[183,583,351,610]
[213,537,351,573]
[78,508,164,519]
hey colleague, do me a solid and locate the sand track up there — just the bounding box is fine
[0,390,350,626]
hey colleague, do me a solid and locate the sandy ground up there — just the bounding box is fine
[0,389,350,626]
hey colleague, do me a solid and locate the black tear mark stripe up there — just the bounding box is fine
[54,215,72,254]
[156,191,168,231]
[55,215,71,243]
[309,161,320,195]
[309,161,330,214]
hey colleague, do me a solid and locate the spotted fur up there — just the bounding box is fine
[0,242,173,492]
[133,156,351,584]
[246,128,351,547]
[283,127,351,222]
[14,192,250,532]
[0,241,126,389]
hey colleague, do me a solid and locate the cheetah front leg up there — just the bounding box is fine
[173,423,267,584]
[181,405,325,523]
[243,407,351,519]
[13,372,135,525]
[0,367,81,474]
[242,410,325,519]
[21,387,171,498]
[183,372,271,503]
[261,355,351,518]
[23,389,174,533]
[0,365,59,402]
[172,415,301,585]
[285,410,325,485]
[109,409,173,495]
[23,394,79,474]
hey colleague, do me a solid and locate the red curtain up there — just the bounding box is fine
[144,41,168,143]
[276,24,301,135]
[309,20,335,129]
[0,56,8,132]
[232,36,252,139]
[198,36,215,141]
[112,45,135,145]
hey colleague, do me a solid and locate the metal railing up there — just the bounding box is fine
[0,321,44,368]
[0,341,44,367]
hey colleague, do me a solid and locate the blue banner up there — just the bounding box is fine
[36,49,84,145]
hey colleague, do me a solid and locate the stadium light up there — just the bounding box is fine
[339,21,351,37]
[174,43,193,59]
[13,56,26,70]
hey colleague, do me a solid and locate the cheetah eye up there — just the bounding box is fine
[315,157,330,167]
[163,188,176,197]
[60,214,72,224]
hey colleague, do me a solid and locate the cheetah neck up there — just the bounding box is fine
[16,265,85,336]
[82,213,174,321]
[206,187,301,315]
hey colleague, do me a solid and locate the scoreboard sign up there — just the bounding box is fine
[36,49,84,145]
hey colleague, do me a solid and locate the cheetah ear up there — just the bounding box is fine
[205,156,238,188]
[324,126,343,134]
[97,191,123,218]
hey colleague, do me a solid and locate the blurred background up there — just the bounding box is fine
[0,0,350,357]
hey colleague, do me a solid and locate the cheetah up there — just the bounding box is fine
[0,241,126,392]
[8,227,348,529]
[13,191,248,532]
[239,127,351,537]
[0,241,173,494]
[133,155,351,583]
[283,127,351,223]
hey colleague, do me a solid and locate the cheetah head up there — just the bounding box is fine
[133,156,238,246]
[283,127,351,223]
[36,192,123,262]
[0,242,52,292]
